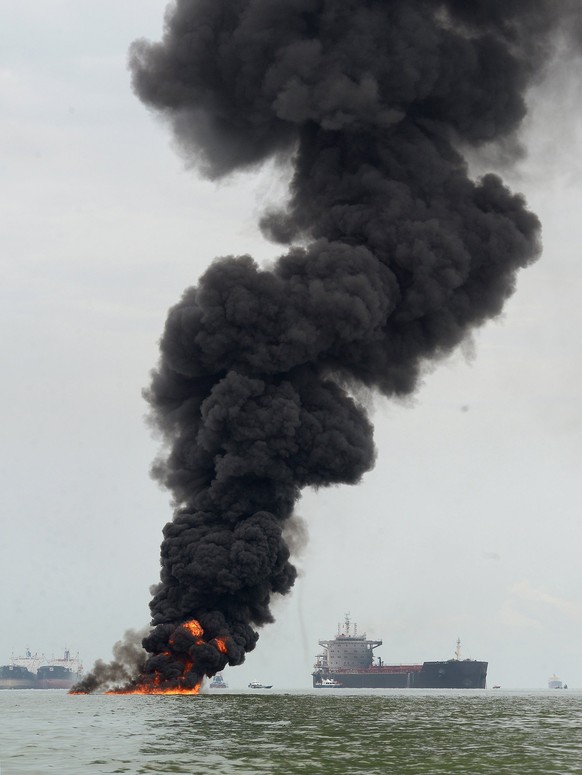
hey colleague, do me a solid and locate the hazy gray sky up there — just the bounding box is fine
[1,2,582,690]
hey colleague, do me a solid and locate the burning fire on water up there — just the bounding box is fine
[70,619,228,695]
[106,673,203,696]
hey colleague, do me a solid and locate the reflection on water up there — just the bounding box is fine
[1,690,582,774]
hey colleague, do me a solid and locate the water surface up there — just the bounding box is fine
[1,689,581,774]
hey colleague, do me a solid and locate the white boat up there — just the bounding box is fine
[248,681,273,689]
[315,677,344,688]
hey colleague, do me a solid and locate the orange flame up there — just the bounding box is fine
[182,619,204,638]
[106,666,202,696]
[108,681,202,696]
[105,651,202,696]
[82,619,221,695]
[214,637,228,655]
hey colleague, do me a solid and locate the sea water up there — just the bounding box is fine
[1,689,581,774]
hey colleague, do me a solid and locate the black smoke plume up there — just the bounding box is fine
[76,1,579,692]
[70,629,148,694]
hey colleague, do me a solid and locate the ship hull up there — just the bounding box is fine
[0,678,36,689]
[36,666,80,690]
[313,660,488,689]
[0,665,82,690]
[413,660,488,689]
[36,678,79,689]
[0,666,36,690]
[314,671,415,689]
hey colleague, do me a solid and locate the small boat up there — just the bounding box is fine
[492,685,501,689]
[209,672,228,689]
[315,678,344,688]
[248,681,273,689]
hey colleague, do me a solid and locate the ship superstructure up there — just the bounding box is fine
[315,615,382,671]
[313,615,487,689]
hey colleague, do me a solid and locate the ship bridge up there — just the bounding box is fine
[315,614,382,671]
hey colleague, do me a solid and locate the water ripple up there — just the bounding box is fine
[1,690,582,774]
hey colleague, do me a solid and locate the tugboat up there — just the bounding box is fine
[209,672,228,689]
[312,614,488,689]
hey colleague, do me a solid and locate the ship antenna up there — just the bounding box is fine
[455,638,461,661]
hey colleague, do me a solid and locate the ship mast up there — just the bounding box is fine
[454,638,461,661]
[339,613,353,638]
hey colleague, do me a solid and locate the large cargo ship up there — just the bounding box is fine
[0,649,83,690]
[312,615,487,689]
[0,665,36,689]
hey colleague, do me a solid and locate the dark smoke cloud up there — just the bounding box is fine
[71,629,148,694]
[78,0,579,692]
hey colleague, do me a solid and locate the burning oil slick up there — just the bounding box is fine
[70,628,149,694]
[72,1,581,693]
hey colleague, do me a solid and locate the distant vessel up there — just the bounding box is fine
[209,672,228,689]
[312,615,488,689]
[248,681,273,689]
[0,665,36,689]
[0,649,83,690]
[548,674,563,689]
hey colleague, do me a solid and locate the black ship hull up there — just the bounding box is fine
[0,664,83,690]
[313,659,488,689]
[0,665,36,690]
[36,665,80,690]
[413,660,488,689]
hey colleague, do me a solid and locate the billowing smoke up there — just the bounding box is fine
[70,629,148,694]
[75,1,579,692]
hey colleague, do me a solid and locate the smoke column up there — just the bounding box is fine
[75,1,579,692]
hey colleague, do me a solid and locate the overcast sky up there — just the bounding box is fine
[1,2,582,691]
